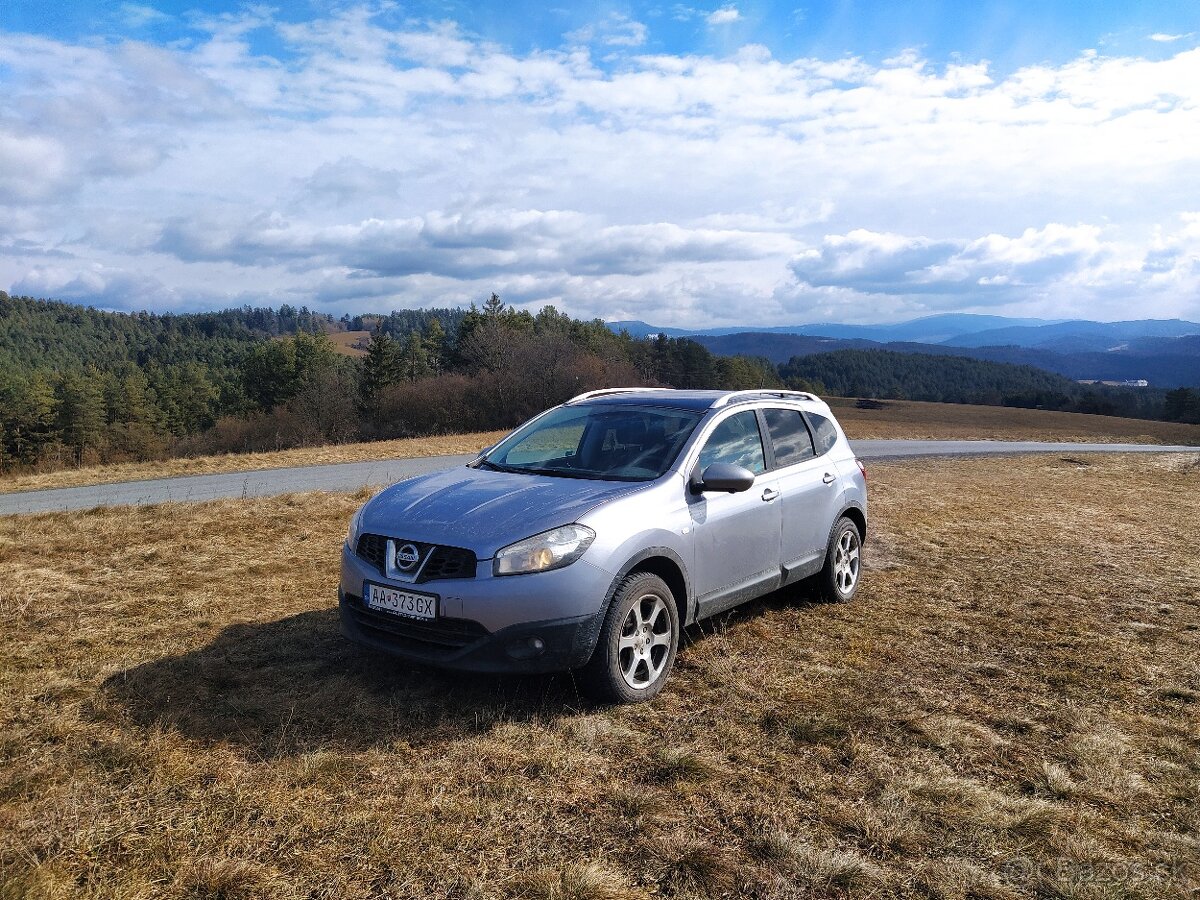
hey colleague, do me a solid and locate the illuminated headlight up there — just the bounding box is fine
[494,525,596,576]
[346,506,367,549]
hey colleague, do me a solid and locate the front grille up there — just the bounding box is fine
[356,533,387,570]
[422,546,477,580]
[348,595,489,651]
[355,534,477,583]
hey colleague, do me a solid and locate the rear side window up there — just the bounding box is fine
[806,412,839,455]
[697,410,766,474]
[763,408,815,467]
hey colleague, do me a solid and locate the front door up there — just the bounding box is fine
[687,410,782,618]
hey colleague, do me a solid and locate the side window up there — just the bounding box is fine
[697,411,766,474]
[806,412,839,456]
[763,408,815,467]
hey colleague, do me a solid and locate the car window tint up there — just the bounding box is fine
[697,411,766,474]
[763,408,815,467]
[504,420,586,465]
[807,412,839,456]
[489,403,703,481]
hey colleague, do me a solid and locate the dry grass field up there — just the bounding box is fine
[827,397,1200,445]
[5,400,1200,498]
[2,453,1197,899]
[327,330,372,358]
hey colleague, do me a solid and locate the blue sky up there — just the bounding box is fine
[10,1,1198,70]
[1,1,1198,325]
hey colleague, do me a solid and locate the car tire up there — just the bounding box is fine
[579,571,679,704]
[818,517,862,603]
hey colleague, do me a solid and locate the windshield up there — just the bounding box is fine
[478,403,704,482]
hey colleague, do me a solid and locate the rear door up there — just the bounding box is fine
[687,409,782,618]
[761,406,845,584]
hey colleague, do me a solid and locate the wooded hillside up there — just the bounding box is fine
[3,290,1194,476]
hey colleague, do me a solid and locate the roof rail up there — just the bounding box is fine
[566,387,675,404]
[711,389,821,408]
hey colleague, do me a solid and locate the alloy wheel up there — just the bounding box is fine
[833,528,860,596]
[617,594,672,690]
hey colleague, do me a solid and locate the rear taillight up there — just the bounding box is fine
[856,459,867,482]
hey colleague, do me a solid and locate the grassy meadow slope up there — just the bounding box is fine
[826,397,1200,443]
[1,453,1197,898]
[3,401,1199,496]
[326,329,371,358]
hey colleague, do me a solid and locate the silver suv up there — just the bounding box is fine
[340,388,867,702]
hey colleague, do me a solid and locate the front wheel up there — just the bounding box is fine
[818,517,862,603]
[579,572,679,703]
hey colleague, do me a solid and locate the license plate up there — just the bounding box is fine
[364,582,437,621]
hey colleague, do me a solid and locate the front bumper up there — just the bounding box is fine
[339,588,605,673]
[338,542,615,673]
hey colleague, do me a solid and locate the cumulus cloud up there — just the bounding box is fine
[1,6,1199,325]
[790,225,1111,298]
[790,231,965,294]
[11,264,181,311]
[0,131,73,204]
[566,14,648,48]
[707,7,741,26]
[784,220,1200,320]
[120,3,170,28]
[301,159,406,205]
[154,209,791,281]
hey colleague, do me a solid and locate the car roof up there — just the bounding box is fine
[567,388,829,413]
[573,390,725,411]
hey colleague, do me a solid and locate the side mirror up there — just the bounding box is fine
[694,462,755,494]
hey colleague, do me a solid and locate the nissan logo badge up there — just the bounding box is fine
[395,543,421,571]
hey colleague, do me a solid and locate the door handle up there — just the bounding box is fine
[822,472,836,484]
[761,488,780,501]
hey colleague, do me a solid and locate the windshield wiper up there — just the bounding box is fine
[519,467,610,480]
[474,459,524,474]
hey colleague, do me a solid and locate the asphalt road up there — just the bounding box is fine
[2,440,1197,515]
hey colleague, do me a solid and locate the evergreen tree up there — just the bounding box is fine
[482,292,505,319]
[402,330,432,382]
[1164,387,1199,423]
[0,373,59,464]
[423,318,447,375]
[56,371,107,461]
[360,331,400,405]
[240,332,336,410]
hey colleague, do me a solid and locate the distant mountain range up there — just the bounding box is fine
[607,313,1062,343]
[606,314,1200,388]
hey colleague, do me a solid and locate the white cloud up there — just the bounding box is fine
[706,6,741,26]
[1,7,1199,326]
[120,3,170,28]
[0,131,72,203]
[1149,32,1192,43]
[11,263,181,311]
[783,220,1200,321]
[567,14,648,48]
[154,209,792,282]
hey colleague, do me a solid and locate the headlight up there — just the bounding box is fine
[346,506,367,548]
[493,525,596,576]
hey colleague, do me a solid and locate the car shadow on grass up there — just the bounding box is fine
[98,582,832,758]
[682,578,828,647]
[97,608,590,758]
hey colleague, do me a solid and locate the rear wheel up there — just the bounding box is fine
[818,517,862,603]
[580,572,679,703]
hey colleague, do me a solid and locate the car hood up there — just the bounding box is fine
[361,464,643,557]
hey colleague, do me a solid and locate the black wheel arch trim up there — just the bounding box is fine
[604,546,694,624]
[832,501,867,544]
